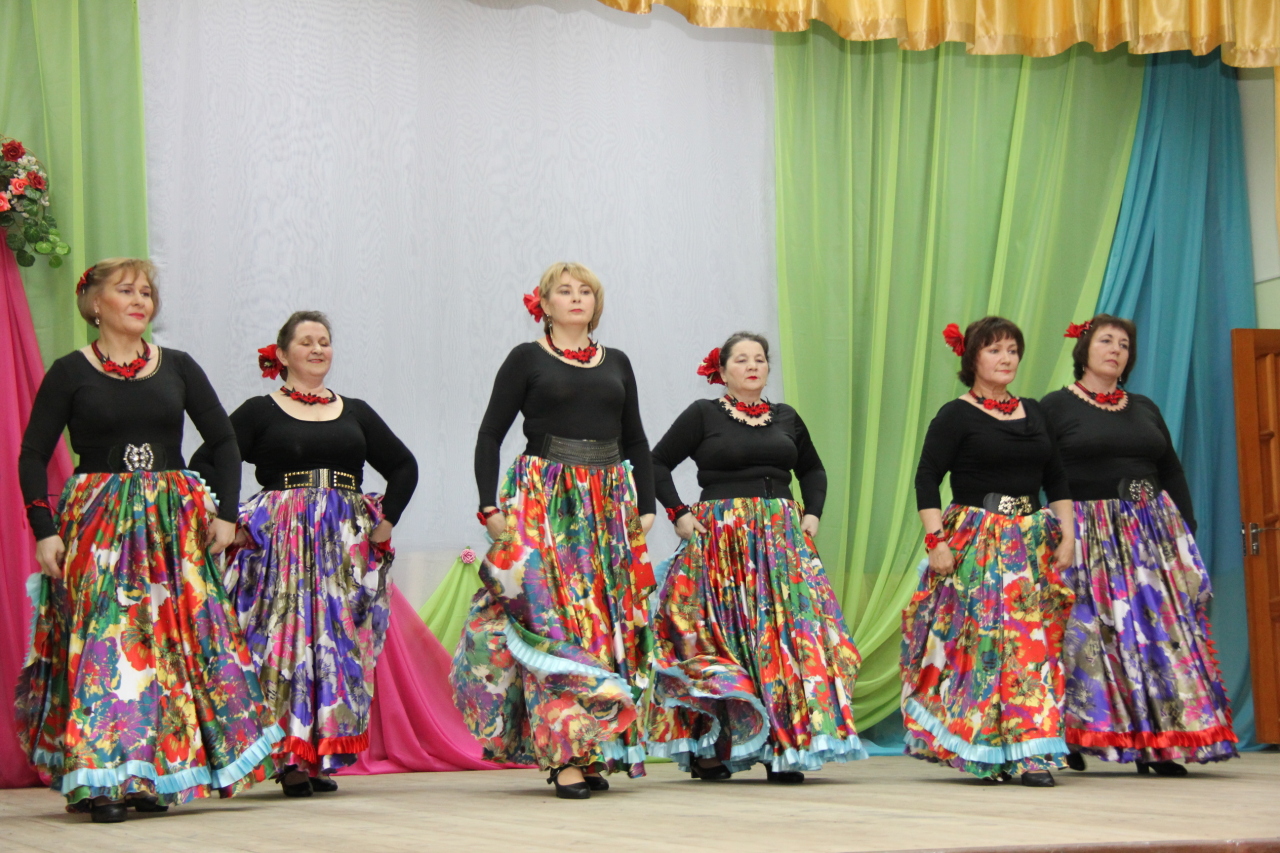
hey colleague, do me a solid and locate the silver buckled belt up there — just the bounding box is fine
[269,468,361,492]
[1119,477,1159,502]
[981,493,1037,517]
[540,435,622,468]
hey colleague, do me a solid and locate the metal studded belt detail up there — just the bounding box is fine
[268,468,360,492]
[1119,477,1159,502]
[541,435,623,468]
[981,492,1037,517]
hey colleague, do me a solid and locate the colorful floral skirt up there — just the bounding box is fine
[226,487,393,774]
[16,472,282,808]
[901,504,1072,778]
[646,498,866,773]
[1063,492,1237,764]
[450,456,655,776]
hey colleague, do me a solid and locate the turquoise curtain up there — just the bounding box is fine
[773,31,1146,727]
[1095,50,1259,745]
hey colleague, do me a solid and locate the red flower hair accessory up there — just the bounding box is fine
[942,323,965,356]
[523,287,544,322]
[258,344,282,379]
[1064,321,1092,339]
[697,348,725,385]
[75,266,94,295]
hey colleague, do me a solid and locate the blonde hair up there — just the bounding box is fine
[537,262,604,333]
[76,258,159,325]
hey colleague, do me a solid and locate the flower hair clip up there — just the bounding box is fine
[1064,321,1092,339]
[697,348,725,385]
[942,323,965,356]
[75,266,93,296]
[523,287,544,322]
[257,344,282,379]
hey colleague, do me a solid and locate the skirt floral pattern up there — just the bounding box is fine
[646,498,866,773]
[226,487,393,774]
[1063,492,1237,763]
[901,504,1072,778]
[16,471,282,808]
[450,456,654,776]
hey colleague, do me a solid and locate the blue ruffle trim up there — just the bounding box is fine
[53,723,283,795]
[903,699,1067,765]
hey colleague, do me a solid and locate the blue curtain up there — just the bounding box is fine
[1096,49,1259,745]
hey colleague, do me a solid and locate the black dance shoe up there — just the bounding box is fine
[1020,770,1056,787]
[310,775,339,793]
[1066,753,1087,772]
[548,767,591,800]
[127,797,169,813]
[277,766,314,798]
[583,773,609,792]
[689,761,732,781]
[90,802,128,823]
[766,769,805,784]
[1136,760,1188,777]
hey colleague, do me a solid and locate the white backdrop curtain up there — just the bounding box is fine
[137,0,778,606]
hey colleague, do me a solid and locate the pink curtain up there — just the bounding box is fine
[0,246,73,788]
[346,584,514,773]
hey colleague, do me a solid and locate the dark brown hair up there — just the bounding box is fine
[957,316,1024,387]
[1071,313,1138,383]
[276,310,332,380]
[718,331,771,366]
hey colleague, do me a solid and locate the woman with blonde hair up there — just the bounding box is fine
[17,259,280,823]
[451,262,656,799]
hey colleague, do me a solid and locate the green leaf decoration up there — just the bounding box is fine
[0,212,12,228]
[25,188,40,200]
[47,254,63,268]
[47,227,59,237]
[54,242,69,255]
[23,224,40,243]
[15,249,34,267]
[34,241,52,254]
[5,230,23,251]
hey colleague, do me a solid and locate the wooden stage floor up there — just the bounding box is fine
[2,753,1278,853]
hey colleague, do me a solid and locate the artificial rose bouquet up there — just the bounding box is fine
[1,137,69,267]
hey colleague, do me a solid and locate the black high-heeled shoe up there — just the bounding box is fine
[583,773,609,792]
[766,768,805,784]
[90,801,127,823]
[689,761,732,781]
[1020,770,1055,787]
[310,775,339,793]
[126,797,169,813]
[277,765,313,798]
[1136,760,1187,777]
[548,766,591,799]
[1066,752,1087,772]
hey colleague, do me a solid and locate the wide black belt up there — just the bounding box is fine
[76,443,184,474]
[955,492,1040,517]
[539,435,622,468]
[1119,476,1160,502]
[700,476,794,503]
[264,468,361,492]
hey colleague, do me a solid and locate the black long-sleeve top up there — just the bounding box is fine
[651,399,827,517]
[915,397,1069,511]
[18,347,241,540]
[191,395,419,525]
[474,342,655,514]
[1040,388,1196,532]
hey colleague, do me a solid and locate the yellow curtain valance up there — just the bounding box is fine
[598,0,1280,67]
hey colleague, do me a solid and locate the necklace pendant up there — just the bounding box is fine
[281,385,336,405]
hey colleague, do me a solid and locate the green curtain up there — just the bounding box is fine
[0,0,149,364]
[774,32,1146,728]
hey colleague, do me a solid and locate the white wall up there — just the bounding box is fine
[1239,69,1280,325]
[138,0,777,605]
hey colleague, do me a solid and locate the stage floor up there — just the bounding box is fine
[2,753,1278,853]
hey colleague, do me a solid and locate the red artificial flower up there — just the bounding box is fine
[257,344,282,379]
[27,171,46,191]
[1064,321,1092,339]
[697,347,724,385]
[9,177,28,195]
[523,287,544,321]
[1,140,24,162]
[75,267,93,295]
[942,323,965,356]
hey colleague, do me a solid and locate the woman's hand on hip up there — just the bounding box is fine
[483,509,506,540]
[928,543,956,575]
[674,512,707,540]
[639,513,655,534]
[35,535,65,580]
[370,519,393,543]
[801,514,820,539]
[208,518,237,555]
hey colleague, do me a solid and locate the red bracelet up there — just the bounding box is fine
[924,531,946,550]
[476,508,501,526]
[24,499,51,512]
[666,505,690,522]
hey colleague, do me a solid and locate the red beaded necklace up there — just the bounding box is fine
[725,394,771,419]
[92,340,151,379]
[1074,381,1125,406]
[280,385,337,405]
[545,333,598,364]
[969,389,1020,415]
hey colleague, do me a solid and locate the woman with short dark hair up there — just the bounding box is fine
[192,310,418,796]
[1043,314,1237,776]
[902,316,1075,786]
[645,332,865,784]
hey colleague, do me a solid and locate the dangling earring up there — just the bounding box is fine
[94,312,100,328]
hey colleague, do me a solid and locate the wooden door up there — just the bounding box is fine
[1232,328,1280,744]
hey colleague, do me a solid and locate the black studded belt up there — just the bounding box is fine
[1119,477,1159,502]
[979,493,1039,517]
[264,468,361,492]
[540,435,622,468]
